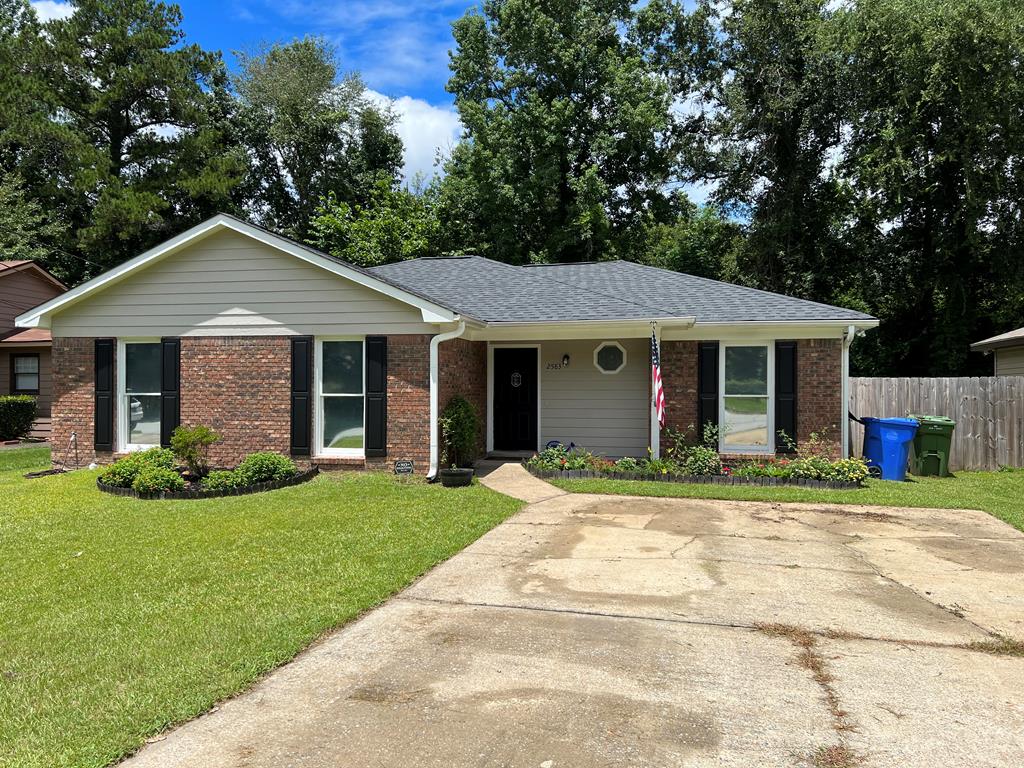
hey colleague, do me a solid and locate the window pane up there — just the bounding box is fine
[596,344,624,372]
[724,346,767,395]
[723,396,769,449]
[125,394,160,445]
[14,356,38,374]
[322,341,362,395]
[15,373,39,391]
[322,397,363,450]
[125,343,161,393]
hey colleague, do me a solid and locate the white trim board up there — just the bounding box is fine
[15,215,457,329]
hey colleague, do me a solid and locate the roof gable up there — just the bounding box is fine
[16,215,456,329]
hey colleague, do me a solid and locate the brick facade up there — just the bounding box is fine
[51,337,112,466]
[658,337,842,456]
[438,338,487,459]
[180,337,291,466]
[369,334,431,472]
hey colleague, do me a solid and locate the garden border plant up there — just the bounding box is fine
[96,428,315,499]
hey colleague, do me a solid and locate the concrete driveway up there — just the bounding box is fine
[125,466,1024,768]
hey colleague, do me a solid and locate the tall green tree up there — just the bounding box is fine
[0,0,41,167]
[11,0,244,280]
[442,0,693,263]
[0,172,59,263]
[840,0,1024,375]
[234,38,403,240]
[692,0,851,299]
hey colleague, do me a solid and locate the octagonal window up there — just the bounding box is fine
[594,341,626,374]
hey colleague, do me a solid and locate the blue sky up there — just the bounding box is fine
[31,1,474,180]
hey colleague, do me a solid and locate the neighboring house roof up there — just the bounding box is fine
[0,260,67,291]
[971,327,1024,352]
[370,256,876,325]
[0,328,51,344]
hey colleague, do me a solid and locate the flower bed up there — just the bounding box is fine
[523,463,862,490]
[523,441,868,490]
[98,465,319,500]
[95,440,315,499]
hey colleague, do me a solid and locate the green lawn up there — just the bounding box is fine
[551,470,1024,533]
[0,447,521,768]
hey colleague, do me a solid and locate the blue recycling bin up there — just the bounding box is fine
[861,417,919,481]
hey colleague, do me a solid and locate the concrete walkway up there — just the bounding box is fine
[124,465,1024,768]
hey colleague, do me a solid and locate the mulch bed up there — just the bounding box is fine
[97,466,320,500]
[524,464,862,490]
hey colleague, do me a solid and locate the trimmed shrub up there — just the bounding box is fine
[235,452,297,485]
[170,424,220,477]
[0,394,37,440]
[98,448,176,488]
[131,466,186,494]
[200,469,242,492]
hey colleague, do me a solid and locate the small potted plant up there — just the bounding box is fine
[438,396,478,487]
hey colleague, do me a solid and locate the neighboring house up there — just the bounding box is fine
[971,328,1024,375]
[15,214,878,475]
[0,260,67,438]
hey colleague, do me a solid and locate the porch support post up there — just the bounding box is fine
[650,324,662,460]
[841,325,855,459]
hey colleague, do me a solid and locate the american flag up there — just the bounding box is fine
[651,330,666,428]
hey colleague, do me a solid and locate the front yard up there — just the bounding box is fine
[552,470,1024,533]
[0,447,521,768]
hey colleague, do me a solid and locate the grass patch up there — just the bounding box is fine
[966,636,1024,657]
[0,450,521,768]
[549,470,1024,532]
[0,444,51,473]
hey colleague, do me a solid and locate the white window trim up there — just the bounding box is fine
[117,338,162,452]
[719,342,775,454]
[314,337,366,458]
[593,340,627,374]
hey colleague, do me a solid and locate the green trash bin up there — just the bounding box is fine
[908,415,955,476]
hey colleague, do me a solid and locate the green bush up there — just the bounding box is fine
[170,424,220,477]
[439,395,479,468]
[200,469,242,492]
[0,394,37,440]
[682,445,722,476]
[613,456,641,472]
[98,448,176,488]
[131,466,185,494]
[235,452,297,485]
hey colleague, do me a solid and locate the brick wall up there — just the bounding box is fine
[439,338,487,458]
[51,337,111,466]
[658,338,842,455]
[796,338,842,451]
[180,337,291,466]
[659,340,699,454]
[369,334,431,472]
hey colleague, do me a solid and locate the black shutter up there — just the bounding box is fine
[94,338,114,451]
[290,336,313,456]
[365,336,387,457]
[160,338,181,448]
[775,340,798,453]
[697,342,719,435]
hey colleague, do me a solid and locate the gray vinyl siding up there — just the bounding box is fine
[50,229,435,337]
[538,338,649,457]
[995,347,1024,376]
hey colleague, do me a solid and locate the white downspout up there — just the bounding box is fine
[841,325,856,459]
[427,320,466,481]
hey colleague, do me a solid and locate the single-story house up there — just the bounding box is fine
[1,259,68,438]
[15,214,877,476]
[971,327,1024,375]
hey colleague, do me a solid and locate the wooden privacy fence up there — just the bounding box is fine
[848,377,1024,471]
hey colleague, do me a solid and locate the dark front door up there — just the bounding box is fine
[493,347,538,451]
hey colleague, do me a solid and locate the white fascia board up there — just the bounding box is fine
[661,319,879,341]
[16,215,457,329]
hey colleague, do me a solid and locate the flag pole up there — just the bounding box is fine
[650,320,662,460]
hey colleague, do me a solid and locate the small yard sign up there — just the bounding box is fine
[394,460,414,476]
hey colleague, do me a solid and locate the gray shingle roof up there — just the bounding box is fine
[369,256,875,324]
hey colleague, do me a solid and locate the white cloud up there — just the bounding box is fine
[30,1,74,22]
[367,90,462,182]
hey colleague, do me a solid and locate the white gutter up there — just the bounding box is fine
[841,325,856,459]
[427,320,467,480]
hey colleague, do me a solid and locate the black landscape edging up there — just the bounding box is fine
[524,464,861,490]
[97,466,319,500]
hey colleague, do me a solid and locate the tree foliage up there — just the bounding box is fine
[233,37,403,240]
